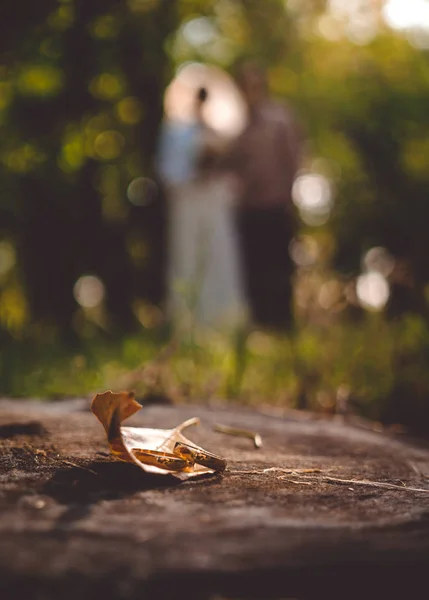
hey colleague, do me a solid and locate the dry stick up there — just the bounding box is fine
[228,470,267,475]
[284,474,429,493]
[229,467,429,493]
[214,424,263,448]
[263,467,429,492]
[59,459,98,476]
[229,468,322,476]
[281,478,313,486]
[263,467,322,474]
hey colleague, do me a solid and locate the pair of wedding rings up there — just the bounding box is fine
[132,442,226,473]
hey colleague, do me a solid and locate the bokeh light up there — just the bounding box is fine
[289,235,320,267]
[60,129,85,172]
[16,65,64,97]
[89,73,125,101]
[134,300,164,329]
[3,144,46,174]
[292,173,333,226]
[383,0,429,30]
[327,0,379,45]
[356,271,390,311]
[0,285,28,333]
[292,173,332,211]
[362,246,395,277]
[406,27,429,49]
[91,15,121,40]
[94,130,125,160]
[127,177,158,206]
[317,15,343,42]
[74,275,105,309]
[116,97,143,124]
[0,82,13,111]
[318,279,343,311]
[0,242,16,278]
[48,3,74,31]
[181,17,217,47]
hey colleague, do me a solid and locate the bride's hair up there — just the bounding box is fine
[197,87,208,103]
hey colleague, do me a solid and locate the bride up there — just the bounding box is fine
[157,87,247,329]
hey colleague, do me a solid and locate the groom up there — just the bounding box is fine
[227,59,303,330]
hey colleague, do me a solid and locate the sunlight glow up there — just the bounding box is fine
[327,0,378,44]
[164,62,247,137]
[383,0,429,30]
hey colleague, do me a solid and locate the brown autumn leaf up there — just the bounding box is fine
[91,391,226,479]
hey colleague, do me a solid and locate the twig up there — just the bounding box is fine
[230,466,429,493]
[263,467,322,475]
[214,424,263,448]
[229,468,323,476]
[280,473,429,493]
[280,478,312,485]
[228,469,267,475]
[59,459,98,475]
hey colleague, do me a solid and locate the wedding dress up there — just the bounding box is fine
[157,119,247,328]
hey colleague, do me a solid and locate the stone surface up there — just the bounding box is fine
[1,398,429,599]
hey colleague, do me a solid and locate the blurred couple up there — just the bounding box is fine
[157,60,303,331]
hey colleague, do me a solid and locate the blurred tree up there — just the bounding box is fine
[2,0,429,426]
[0,0,180,346]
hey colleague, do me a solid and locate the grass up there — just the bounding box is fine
[3,312,429,432]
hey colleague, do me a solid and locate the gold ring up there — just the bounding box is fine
[173,442,227,472]
[132,449,192,471]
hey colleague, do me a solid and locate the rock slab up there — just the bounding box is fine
[1,399,429,599]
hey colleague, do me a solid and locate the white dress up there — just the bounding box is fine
[167,176,246,328]
[157,118,247,329]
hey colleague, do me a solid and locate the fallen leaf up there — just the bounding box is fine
[91,391,226,479]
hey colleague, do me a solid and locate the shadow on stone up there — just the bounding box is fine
[43,459,181,505]
[0,421,47,439]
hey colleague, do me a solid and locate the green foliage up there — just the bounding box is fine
[2,1,429,431]
[7,313,429,431]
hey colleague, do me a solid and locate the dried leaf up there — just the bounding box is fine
[91,391,226,479]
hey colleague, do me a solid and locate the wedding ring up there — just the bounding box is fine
[132,449,192,471]
[173,442,227,472]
